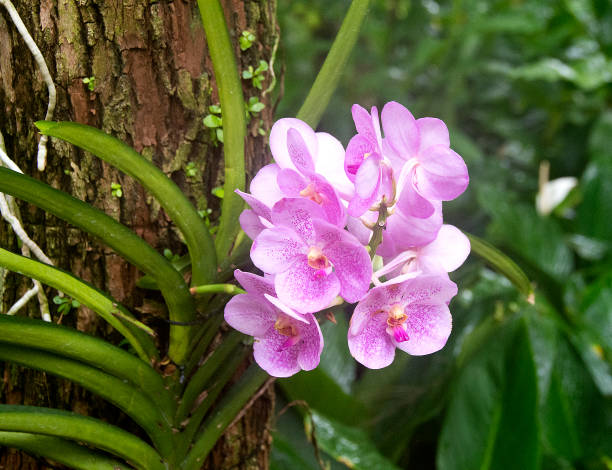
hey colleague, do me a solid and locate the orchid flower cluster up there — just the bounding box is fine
[224,101,470,377]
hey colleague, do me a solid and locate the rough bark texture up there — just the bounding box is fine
[0,0,278,468]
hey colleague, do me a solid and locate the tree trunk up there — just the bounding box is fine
[0,1,277,468]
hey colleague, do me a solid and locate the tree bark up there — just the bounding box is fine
[0,0,277,468]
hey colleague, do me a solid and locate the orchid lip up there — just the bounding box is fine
[307,246,333,275]
[300,183,324,205]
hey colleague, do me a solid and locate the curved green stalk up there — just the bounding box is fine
[35,121,216,286]
[197,0,246,260]
[0,432,131,470]
[176,331,244,423]
[465,232,534,300]
[190,283,245,296]
[0,405,166,470]
[184,314,225,377]
[0,343,173,457]
[181,365,269,470]
[176,350,248,460]
[297,0,371,128]
[0,315,170,413]
[0,167,195,363]
[0,248,155,361]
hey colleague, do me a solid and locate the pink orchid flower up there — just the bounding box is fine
[251,198,372,313]
[224,270,323,378]
[381,101,469,219]
[348,275,458,369]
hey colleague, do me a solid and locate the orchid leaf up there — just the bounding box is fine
[35,120,216,286]
[197,0,246,261]
[0,167,194,364]
[297,0,371,128]
[0,405,166,470]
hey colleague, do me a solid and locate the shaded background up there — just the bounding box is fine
[270,1,612,469]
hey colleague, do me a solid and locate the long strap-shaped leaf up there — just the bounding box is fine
[197,0,246,261]
[35,121,216,286]
[0,343,173,458]
[297,0,371,128]
[0,405,166,470]
[0,315,170,414]
[0,432,132,470]
[0,167,195,363]
[0,248,156,361]
[182,365,268,470]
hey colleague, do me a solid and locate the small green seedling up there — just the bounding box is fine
[242,60,268,89]
[111,182,123,198]
[203,104,224,145]
[197,208,218,235]
[82,76,96,91]
[212,186,224,199]
[245,97,266,124]
[239,30,256,51]
[53,295,80,319]
[185,162,198,178]
[163,248,181,262]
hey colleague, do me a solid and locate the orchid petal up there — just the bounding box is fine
[239,210,266,240]
[355,153,382,199]
[271,198,325,244]
[416,117,449,151]
[419,225,470,273]
[251,227,305,274]
[352,103,377,143]
[323,239,372,303]
[396,274,458,306]
[264,294,310,324]
[235,189,272,220]
[381,101,419,158]
[415,145,469,201]
[224,294,276,337]
[253,326,301,377]
[348,310,396,369]
[277,168,307,197]
[250,164,283,208]
[314,132,354,200]
[345,134,374,183]
[275,258,341,313]
[395,302,452,355]
[287,127,315,175]
[234,270,275,297]
[270,118,318,171]
[296,313,324,371]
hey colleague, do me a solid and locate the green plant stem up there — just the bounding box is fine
[216,230,252,281]
[0,247,156,361]
[197,0,246,260]
[0,167,195,364]
[0,405,166,470]
[297,0,371,128]
[0,432,131,470]
[368,205,389,258]
[0,343,173,458]
[176,331,244,423]
[0,315,171,414]
[190,283,245,296]
[176,349,248,460]
[181,365,269,470]
[35,121,216,287]
[465,232,534,300]
[184,314,225,377]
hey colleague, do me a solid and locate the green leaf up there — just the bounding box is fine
[0,167,195,364]
[465,232,533,299]
[437,316,539,470]
[208,104,221,114]
[0,432,130,470]
[197,0,247,261]
[0,248,156,361]
[576,161,612,242]
[297,0,371,128]
[0,405,166,470]
[307,410,401,470]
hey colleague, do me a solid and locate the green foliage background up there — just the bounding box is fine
[271,1,612,469]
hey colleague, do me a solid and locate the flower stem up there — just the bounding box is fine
[189,283,245,296]
[368,205,389,258]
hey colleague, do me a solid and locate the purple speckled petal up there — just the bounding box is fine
[416,117,449,152]
[314,132,354,201]
[264,294,310,324]
[234,269,275,297]
[239,210,266,240]
[271,198,325,244]
[269,118,318,171]
[386,200,443,251]
[296,313,324,371]
[345,134,375,183]
[287,128,315,175]
[346,215,372,246]
[324,239,372,303]
[253,325,301,377]
[395,302,452,356]
[348,285,391,336]
[235,189,272,221]
[352,104,377,143]
[419,225,470,273]
[355,153,382,199]
[415,145,469,201]
[277,168,307,197]
[396,274,458,306]
[250,164,284,208]
[311,175,347,228]
[251,226,305,274]
[396,173,435,219]
[275,257,341,313]
[224,294,276,337]
[381,101,419,158]
[348,309,396,369]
